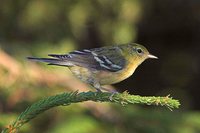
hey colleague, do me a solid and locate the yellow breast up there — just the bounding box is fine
[98,60,137,85]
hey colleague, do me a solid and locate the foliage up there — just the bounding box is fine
[1,91,179,133]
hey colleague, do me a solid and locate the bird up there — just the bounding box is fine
[27,43,158,92]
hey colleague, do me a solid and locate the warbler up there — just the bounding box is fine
[28,43,157,92]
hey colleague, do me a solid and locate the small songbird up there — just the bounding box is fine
[28,43,158,92]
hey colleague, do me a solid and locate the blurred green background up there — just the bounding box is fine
[0,0,200,133]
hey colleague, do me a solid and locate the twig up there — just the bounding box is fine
[1,91,180,133]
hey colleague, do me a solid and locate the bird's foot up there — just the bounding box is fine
[94,86,118,100]
[109,91,119,101]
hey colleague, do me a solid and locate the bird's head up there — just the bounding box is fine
[126,43,158,66]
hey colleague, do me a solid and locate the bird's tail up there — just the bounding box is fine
[27,57,73,66]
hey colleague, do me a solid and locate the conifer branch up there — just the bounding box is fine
[1,91,180,133]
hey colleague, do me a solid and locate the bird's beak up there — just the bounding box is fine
[148,54,158,59]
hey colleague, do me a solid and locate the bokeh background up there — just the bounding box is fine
[1,0,200,133]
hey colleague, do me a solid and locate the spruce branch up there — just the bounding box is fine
[1,91,180,133]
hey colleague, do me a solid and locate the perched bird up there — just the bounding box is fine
[28,43,158,92]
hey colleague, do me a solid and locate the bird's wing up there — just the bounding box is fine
[48,46,126,72]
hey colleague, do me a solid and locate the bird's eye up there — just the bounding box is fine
[136,48,143,54]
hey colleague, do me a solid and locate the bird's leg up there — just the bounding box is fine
[93,81,102,93]
[92,81,117,100]
[108,90,118,101]
[100,87,118,101]
[96,88,102,93]
[97,86,119,101]
[109,92,118,101]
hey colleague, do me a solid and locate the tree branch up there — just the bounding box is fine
[1,91,180,133]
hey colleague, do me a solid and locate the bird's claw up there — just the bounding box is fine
[109,91,118,101]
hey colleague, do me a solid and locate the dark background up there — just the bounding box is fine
[0,0,200,133]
